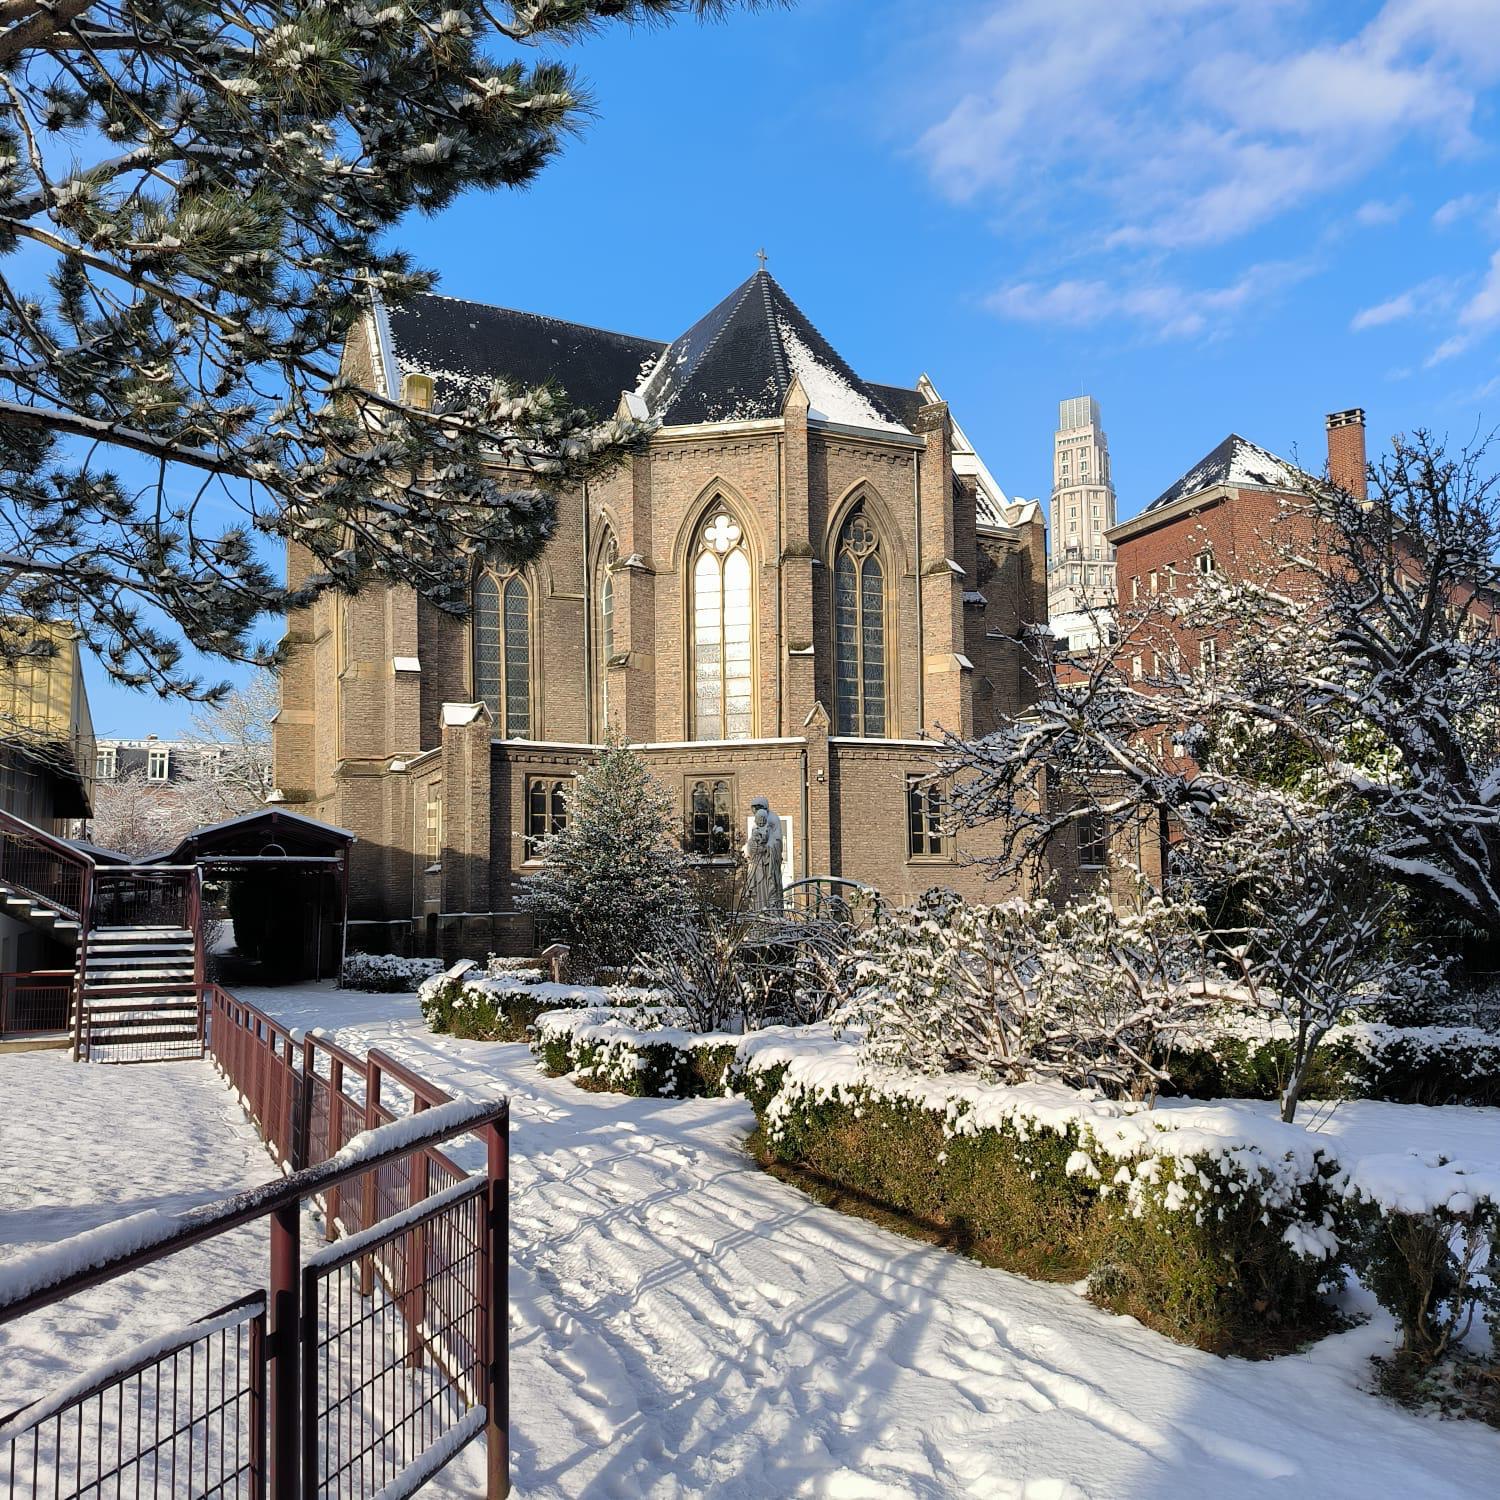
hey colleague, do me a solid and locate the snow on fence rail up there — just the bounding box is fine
[0,986,511,1500]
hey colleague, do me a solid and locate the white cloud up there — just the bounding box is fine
[914,2,1500,251]
[1350,276,1455,331]
[1427,248,1500,362]
[1434,192,1486,227]
[1354,197,1410,227]
[986,260,1310,341]
[1353,291,1421,330]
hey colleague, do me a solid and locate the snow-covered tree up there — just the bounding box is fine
[852,883,1221,1101]
[934,431,1497,1115]
[179,669,277,818]
[940,430,1500,952]
[520,737,692,976]
[0,0,765,702]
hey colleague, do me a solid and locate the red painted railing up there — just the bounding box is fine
[0,971,72,1035]
[0,808,90,919]
[1,988,510,1499]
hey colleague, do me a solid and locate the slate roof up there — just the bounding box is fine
[1144,433,1308,513]
[634,269,905,430]
[868,381,928,430]
[381,272,917,436]
[384,295,664,416]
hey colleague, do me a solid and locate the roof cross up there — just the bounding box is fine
[755,247,768,271]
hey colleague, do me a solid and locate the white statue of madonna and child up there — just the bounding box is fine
[743,796,784,915]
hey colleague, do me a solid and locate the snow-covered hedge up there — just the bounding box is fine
[419,973,601,1042]
[1167,1021,1500,1108]
[1344,1151,1500,1377]
[341,952,445,992]
[531,1006,742,1097]
[744,1044,1347,1353]
[531,1009,1500,1363]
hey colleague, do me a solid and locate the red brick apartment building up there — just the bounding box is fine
[273,269,1063,957]
[1106,408,1370,679]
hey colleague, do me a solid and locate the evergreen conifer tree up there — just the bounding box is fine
[0,0,767,700]
[520,737,691,975]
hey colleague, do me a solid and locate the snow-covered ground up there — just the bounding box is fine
[251,983,1500,1497]
[0,1050,277,1404]
[4,985,1498,1496]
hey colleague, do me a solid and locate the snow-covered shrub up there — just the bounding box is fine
[483,954,546,984]
[749,1050,1346,1354]
[531,1007,740,1097]
[1166,1021,1500,1107]
[419,973,594,1041]
[852,887,1220,1101]
[1344,1154,1500,1375]
[341,952,444,992]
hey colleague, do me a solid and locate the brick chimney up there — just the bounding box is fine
[1326,408,1367,500]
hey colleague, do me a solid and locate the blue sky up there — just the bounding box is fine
[90,0,1500,735]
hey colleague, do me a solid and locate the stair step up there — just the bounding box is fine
[85,958,195,972]
[87,1028,200,1046]
[83,978,195,994]
[85,971,195,986]
[82,941,193,955]
[91,927,193,942]
[85,1000,199,1015]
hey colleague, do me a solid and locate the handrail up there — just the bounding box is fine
[0,807,93,870]
[0,1093,506,1325]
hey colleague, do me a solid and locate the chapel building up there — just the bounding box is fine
[273,268,1053,957]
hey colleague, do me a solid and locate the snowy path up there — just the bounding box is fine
[0,1050,276,1406]
[248,985,1500,1499]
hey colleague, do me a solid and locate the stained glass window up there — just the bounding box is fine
[834,508,886,736]
[692,510,753,739]
[474,571,531,737]
[596,535,616,729]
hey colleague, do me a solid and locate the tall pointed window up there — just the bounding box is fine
[595,534,617,731]
[834,507,886,736]
[691,509,753,739]
[475,571,531,738]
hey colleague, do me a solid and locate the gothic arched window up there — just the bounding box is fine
[834,507,886,736]
[595,534,617,731]
[691,509,753,740]
[475,570,531,738]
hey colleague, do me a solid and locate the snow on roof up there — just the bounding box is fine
[777,317,907,434]
[1145,434,1311,514]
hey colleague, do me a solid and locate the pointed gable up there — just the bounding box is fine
[1144,433,1308,514]
[635,270,907,433]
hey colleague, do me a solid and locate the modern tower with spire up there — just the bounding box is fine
[1046,395,1117,652]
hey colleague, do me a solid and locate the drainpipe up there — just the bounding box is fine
[800,744,810,880]
[581,482,593,741]
[912,451,924,732]
[775,435,784,737]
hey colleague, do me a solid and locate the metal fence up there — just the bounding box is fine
[1,989,509,1500]
[0,809,89,919]
[0,971,72,1035]
[1,1295,265,1500]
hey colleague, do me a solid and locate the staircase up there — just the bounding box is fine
[0,808,204,1062]
[78,926,203,1062]
[0,881,82,944]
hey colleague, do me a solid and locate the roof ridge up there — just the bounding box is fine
[398,289,663,349]
[764,274,897,423]
[756,270,791,402]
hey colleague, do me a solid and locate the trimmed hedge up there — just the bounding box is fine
[753,1067,1344,1355]
[420,975,593,1042]
[1167,1024,1500,1107]
[533,1009,740,1098]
